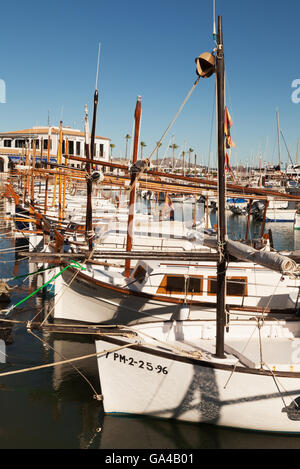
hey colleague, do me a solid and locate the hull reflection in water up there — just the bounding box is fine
[99,415,300,449]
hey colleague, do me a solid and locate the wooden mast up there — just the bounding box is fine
[58,121,63,227]
[62,138,69,220]
[86,44,100,252]
[215,15,226,359]
[84,105,92,250]
[30,137,36,208]
[86,90,99,251]
[44,126,51,214]
[124,96,142,278]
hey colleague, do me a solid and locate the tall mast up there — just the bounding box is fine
[85,105,92,250]
[30,137,36,207]
[215,15,226,359]
[124,96,142,278]
[276,109,281,170]
[44,126,51,214]
[86,44,100,251]
[58,121,63,227]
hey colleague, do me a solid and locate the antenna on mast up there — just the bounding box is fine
[95,42,101,91]
[213,0,217,41]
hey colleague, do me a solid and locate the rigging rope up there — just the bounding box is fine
[128,76,201,193]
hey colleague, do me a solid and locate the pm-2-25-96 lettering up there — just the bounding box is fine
[106,352,168,374]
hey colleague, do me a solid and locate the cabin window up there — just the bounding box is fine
[133,265,147,284]
[157,275,203,295]
[207,276,248,297]
[4,140,12,147]
[76,141,81,156]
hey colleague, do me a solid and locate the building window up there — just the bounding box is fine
[44,139,52,150]
[4,140,12,147]
[76,141,81,156]
[15,139,25,148]
[157,275,203,296]
[31,139,39,149]
[68,140,74,155]
[99,144,104,157]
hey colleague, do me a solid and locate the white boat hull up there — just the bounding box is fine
[51,262,300,324]
[95,320,300,433]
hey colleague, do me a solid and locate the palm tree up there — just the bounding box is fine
[125,134,131,160]
[140,141,147,159]
[110,143,115,161]
[181,151,186,175]
[156,141,162,168]
[169,143,179,171]
[188,148,194,174]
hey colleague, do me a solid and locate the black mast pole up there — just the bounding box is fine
[215,15,226,359]
[86,45,100,252]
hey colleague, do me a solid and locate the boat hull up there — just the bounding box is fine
[51,264,300,324]
[52,267,189,324]
[95,333,300,433]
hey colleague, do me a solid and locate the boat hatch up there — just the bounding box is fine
[128,261,156,290]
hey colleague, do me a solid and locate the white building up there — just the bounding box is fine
[0,125,111,171]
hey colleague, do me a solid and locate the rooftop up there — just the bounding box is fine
[0,126,110,141]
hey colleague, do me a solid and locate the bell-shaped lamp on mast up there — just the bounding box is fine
[195,52,216,78]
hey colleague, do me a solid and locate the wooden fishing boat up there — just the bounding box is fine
[94,15,300,433]
[95,317,300,433]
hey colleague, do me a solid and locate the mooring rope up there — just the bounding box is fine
[0,341,139,384]
[28,327,101,399]
[2,260,85,317]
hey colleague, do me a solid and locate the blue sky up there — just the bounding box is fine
[1,0,300,167]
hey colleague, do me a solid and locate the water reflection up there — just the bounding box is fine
[98,415,300,449]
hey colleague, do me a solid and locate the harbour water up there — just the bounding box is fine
[1,195,300,449]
